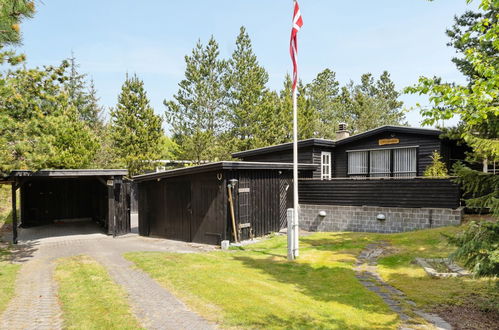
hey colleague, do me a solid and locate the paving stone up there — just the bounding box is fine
[0,222,217,330]
[354,242,453,330]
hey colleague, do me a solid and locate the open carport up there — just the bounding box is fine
[2,169,130,243]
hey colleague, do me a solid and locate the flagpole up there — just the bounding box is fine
[292,84,299,259]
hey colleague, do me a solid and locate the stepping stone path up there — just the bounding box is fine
[354,242,453,330]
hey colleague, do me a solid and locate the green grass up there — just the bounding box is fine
[0,245,20,315]
[126,226,497,329]
[373,227,498,311]
[54,255,143,330]
[0,186,13,225]
[126,233,399,329]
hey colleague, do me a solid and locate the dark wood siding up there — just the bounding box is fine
[190,173,226,245]
[237,146,331,179]
[226,169,287,240]
[238,146,315,164]
[137,171,226,245]
[299,178,460,209]
[334,132,442,177]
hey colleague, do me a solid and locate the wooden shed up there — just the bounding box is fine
[4,169,130,243]
[133,162,316,245]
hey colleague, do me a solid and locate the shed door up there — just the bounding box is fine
[164,181,191,242]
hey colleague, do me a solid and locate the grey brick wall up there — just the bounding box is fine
[299,204,463,233]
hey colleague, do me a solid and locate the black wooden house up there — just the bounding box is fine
[233,125,466,180]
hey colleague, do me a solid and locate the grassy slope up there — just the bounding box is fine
[374,227,498,310]
[126,226,497,329]
[0,246,20,315]
[54,255,143,330]
[126,234,399,329]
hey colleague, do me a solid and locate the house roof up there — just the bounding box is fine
[232,126,442,158]
[133,161,318,182]
[334,125,441,146]
[7,169,128,179]
[232,138,334,158]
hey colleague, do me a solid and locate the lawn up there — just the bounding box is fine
[126,225,498,329]
[0,245,20,315]
[126,234,398,329]
[54,255,143,330]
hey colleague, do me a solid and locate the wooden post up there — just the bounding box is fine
[11,183,17,244]
[227,184,238,243]
[107,178,115,236]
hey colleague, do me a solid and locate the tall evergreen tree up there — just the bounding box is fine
[307,69,343,139]
[225,26,269,152]
[348,72,406,133]
[65,54,103,129]
[165,37,227,162]
[111,74,164,176]
[0,61,99,174]
[279,75,316,140]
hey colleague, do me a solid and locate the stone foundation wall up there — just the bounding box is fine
[299,204,463,233]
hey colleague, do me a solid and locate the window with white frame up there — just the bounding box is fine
[347,147,417,177]
[321,151,332,179]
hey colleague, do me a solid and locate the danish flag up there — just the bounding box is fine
[290,0,303,90]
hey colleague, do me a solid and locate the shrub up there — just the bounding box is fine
[423,151,449,177]
[447,221,499,277]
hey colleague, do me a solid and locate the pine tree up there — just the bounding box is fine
[348,72,406,133]
[165,37,227,163]
[0,61,99,174]
[279,74,317,141]
[111,74,164,176]
[0,0,34,64]
[65,55,103,129]
[225,26,269,152]
[307,69,343,139]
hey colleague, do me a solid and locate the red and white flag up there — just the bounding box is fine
[290,0,303,91]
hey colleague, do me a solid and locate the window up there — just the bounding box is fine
[370,150,391,177]
[321,152,331,179]
[347,147,417,178]
[393,148,417,177]
[348,151,368,177]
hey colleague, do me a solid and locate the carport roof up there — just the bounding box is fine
[7,169,128,179]
[133,161,318,182]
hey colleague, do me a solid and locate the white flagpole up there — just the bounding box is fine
[292,85,299,258]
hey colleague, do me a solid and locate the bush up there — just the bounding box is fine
[447,221,499,277]
[423,151,449,177]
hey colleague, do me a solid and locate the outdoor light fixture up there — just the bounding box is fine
[319,210,327,217]
[229,179,238,188]
[376,213,386,221]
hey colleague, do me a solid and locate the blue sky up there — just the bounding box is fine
[17,0,476,131]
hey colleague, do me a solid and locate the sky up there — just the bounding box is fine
[16,0,478,131]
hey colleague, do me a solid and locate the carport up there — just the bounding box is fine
[3,169,130,243]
